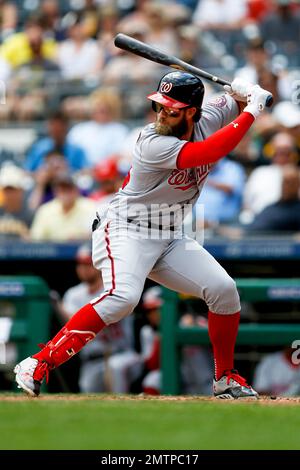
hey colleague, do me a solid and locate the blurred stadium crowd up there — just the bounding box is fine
[0,0,300,241]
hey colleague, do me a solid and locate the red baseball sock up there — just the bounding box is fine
[208,310,240,380]
[33,303,106,368]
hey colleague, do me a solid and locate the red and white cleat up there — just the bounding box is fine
[14,357,50,397]
[213,369,259,399]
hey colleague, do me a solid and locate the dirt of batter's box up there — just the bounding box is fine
[0,394,300,404]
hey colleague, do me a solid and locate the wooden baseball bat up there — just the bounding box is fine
[114,33,273,108]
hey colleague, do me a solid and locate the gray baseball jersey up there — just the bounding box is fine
[105,95,239,227]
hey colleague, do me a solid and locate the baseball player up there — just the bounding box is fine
[61,243,140,393]
[15,72,271,399]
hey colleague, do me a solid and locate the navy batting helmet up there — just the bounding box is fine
[148,71,205,116]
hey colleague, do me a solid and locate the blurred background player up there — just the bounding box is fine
[132,286,218,396]
[59,243,139,393]
[130,286,162,395]
[253,346,300,397]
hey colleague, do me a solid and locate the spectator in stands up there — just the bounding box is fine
[193,0,248,30]
[237,111,280,169]
[0,15,57,82]
[89,157,123,204]
[57,11,104,81]
[272,101,300,160]
[27,150,69,210]
[25,110,88,173]
[246,0,273,23]
[59,243,139,393]
[253,346,300,396]
[243,132,298,219]
[196,157,246,227]
[176,24,219,69]
[116,0,151,32]
[79,0,102,40]
[235,39,270,85]
[97,5,120,62]
[67,88,129,167]
[0,164,33,239]
[0,14,59,120]
[0,2,18,42]
[259,0,300,67]
[39,0,66,42]
[246,165,300,232]
[101,23,159,87]
[256,66,282,105]
[230,117,279,171]
[159,1,192,28]
[142,3,180,55]
[235,39,291,103]
[30,172,96,241]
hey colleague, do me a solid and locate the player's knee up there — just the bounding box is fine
[207,276,240,313]
[109,290,141,321]
[122,291,140,313]
[220,276,238,298]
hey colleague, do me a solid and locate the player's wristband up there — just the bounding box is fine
[243,105,260,119]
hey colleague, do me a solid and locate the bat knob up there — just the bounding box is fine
[114,33,124,47]
[265,94,273,108]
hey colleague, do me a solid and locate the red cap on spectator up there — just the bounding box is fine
[94,158,119,182]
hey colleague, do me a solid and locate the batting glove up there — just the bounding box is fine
[224,77,254,103]
[244,84,271,118]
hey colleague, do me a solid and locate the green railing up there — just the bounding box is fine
[161,279,300,395]
[0,276,51,391]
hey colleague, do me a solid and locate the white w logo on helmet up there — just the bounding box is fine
[160,82,173,93]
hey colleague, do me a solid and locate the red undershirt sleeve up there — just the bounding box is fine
[176,111,255,170]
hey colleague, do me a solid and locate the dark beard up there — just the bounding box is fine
[155,116,188,138]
